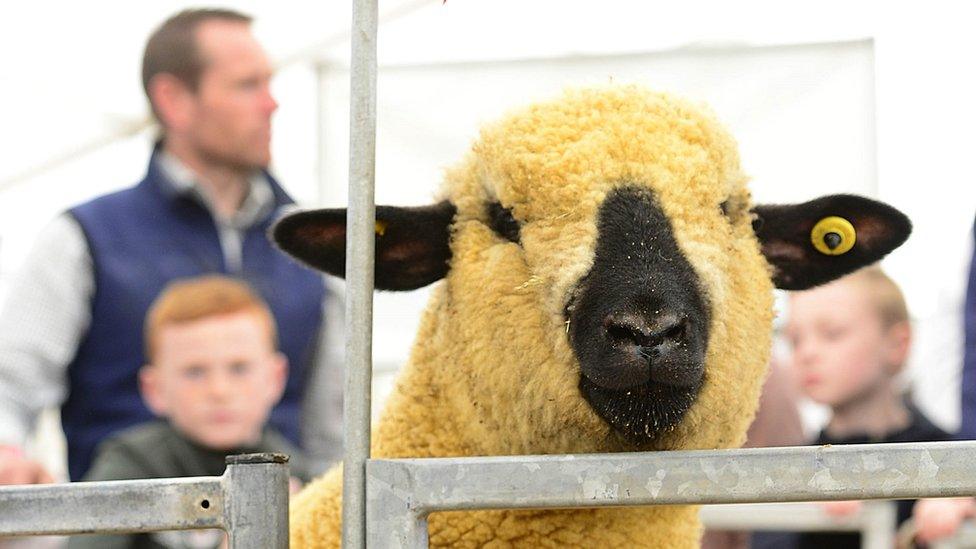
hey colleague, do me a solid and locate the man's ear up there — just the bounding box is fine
[752,194,911,290]
[271,201,456,291]
[148,73,195,132]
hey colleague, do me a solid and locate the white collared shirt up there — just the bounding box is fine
[156,151,275,273]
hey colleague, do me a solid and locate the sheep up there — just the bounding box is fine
[273,85,911,548]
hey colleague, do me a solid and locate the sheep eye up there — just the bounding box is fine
[488,202,521,243]
[719,199,732,218]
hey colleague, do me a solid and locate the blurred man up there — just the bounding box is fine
[0,8,339,483]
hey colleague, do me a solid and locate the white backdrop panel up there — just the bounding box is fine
[316,41,877,421]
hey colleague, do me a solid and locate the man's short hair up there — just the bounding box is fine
[144,275,277,361]
[142,8,253,121]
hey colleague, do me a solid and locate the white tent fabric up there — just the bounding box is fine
[1,1,976,472]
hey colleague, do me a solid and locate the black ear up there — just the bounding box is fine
[752,194,911,290]
[271,201,456,291]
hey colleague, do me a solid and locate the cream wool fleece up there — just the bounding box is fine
[291,85,775,548]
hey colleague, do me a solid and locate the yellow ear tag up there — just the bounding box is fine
[375,221,387,236]
[811,216,856,255]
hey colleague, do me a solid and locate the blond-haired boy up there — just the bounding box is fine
[785,267,950,549]
[69,275,309,549]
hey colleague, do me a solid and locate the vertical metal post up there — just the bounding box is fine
[224,453,290,549]
[860,501,897,549]
[345,0,378,547]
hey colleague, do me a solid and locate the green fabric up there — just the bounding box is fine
[67,421,309,549]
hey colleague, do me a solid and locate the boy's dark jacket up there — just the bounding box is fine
[67,420,310,549]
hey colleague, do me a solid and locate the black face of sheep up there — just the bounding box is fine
[272,192,910,445]
[566,187,710,444]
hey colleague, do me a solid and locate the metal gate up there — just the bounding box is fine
[0,453,288,548]
[339,1,976,547]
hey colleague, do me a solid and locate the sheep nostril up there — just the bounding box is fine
[604,312,650,346]
[638,317,686,358]
[605,320,643,345]
[663,318,686,343]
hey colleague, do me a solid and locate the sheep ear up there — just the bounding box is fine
[751,194,911,290]
[272,201,456,291]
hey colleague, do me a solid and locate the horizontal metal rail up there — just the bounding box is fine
[0,476,223,536]
[701,502,897,549]
[0,453,288,549]
[366,441,976,547]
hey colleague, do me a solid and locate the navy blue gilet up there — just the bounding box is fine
[64,150,325,480]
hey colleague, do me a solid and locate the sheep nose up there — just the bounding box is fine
[602,310,699,387]
[604,311,686,349]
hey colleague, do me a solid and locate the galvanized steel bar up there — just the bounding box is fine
[224,453,290,549]
[861,501,898,549]
[0,476,224,536]
[344,0,378,547]
[368,465,430,548]
[366,441,976,547]
[0,453,288,547]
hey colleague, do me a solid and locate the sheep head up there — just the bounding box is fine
[274,86,910,454]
